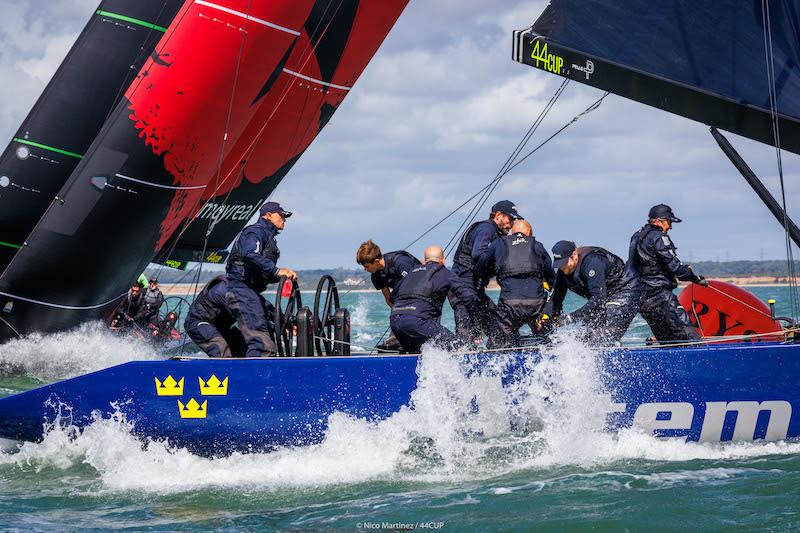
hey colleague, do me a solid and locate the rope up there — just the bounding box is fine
[762,0,800,320]
[443,79,569,255]
[706,283,774,319]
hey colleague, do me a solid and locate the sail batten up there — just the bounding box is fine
[514,0,800,154]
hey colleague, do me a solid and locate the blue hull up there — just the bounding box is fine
[0,342,798,455]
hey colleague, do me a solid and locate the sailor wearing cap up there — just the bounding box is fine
[133,276,164,329]
[450,200,522,339]
[628,204,707,342]
[225,201,298,357]
[475,219,555,348]
[549,241,643,344]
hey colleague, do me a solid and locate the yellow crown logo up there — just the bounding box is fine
[178,398,207,419]
[199,375,228,396]
[155,375,184,396]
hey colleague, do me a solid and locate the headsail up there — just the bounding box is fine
[0,0,408,340]
[513,0,800,154]
[157,0,409,267]
[0,1,183,271]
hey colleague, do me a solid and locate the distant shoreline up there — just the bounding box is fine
[160,278,793,295]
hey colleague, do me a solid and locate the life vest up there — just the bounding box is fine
[495,234,542,281]
[383,250,420,284]
[142,287,163,311]
[191,276,227,323]
[453,220,499,273]
[395,264,442,304]
[629,225,669,279]
[572,246,625,298]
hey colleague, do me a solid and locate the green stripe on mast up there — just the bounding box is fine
[12,138,83,159]
[95,10,168,32]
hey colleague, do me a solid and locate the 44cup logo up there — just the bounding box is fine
[154,374,229,419]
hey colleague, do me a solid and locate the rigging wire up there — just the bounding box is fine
[403,84,609,256]
[443,79,569,255]
[762,0,800,320]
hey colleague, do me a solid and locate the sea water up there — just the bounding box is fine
[0,287,797,531]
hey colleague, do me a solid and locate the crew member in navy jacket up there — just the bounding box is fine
[225,201,297,357]
[450,200,521,338]
[628,204,706,342]
[185,275,245,358]
[550,240,643,344]
[390,245,478,353]
[475,219,555,348]
[356,240,421,307]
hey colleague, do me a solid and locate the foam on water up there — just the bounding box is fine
[1,328,799,494]
[0,322,163,382]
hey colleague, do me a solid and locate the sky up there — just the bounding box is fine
[0,0,798,270]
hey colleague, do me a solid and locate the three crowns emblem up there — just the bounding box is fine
[154,374,229,419]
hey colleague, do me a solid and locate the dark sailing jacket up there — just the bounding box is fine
[628,224,701,289]
[451,219,504,282]
[114,289,143,319]
[475,233,555,300]
[391,263,477,321]
[185,275,232,327]
[226,218,281,293]
[370,250,422,303]
[552,247,639,317]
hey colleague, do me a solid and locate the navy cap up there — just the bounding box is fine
[648,204,681,223]
[491,200,522,220]
[260,201,292,218]
[551,240,576,269]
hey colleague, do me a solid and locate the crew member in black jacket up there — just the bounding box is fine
[390,245,477,353]
[550,241,643,344]
[628,204,707,342]
[475,219,555,348]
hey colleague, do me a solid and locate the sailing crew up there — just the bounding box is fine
[110,281,144,331]
[389,245,478,353]
[475,219,555,348]
[185,275,245,358]
[356,240,421,308]
[225,201,298,357]
[549,241,643,344]
[628,204,707,342]
[450,200,522,339]
[134,277,164,328]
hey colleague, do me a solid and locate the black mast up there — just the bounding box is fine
[710,127,800,249]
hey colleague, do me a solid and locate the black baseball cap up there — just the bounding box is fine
[260,201,292,218]
[648,204,681,223]
[552,240,576,269]
[491,200,522,220]
[149,277,158,283]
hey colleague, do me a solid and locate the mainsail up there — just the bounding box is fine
[157,1,408,267]
[513,0,800,154]
[0,1,183,271]
[0,0,408,340]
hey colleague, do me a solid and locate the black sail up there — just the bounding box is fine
[513,0,800,154]
[0,1,183,271]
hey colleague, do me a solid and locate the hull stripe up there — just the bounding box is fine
[0,291,127,310]
[194,1,301,36]
[114,173,207,191]
[282,68,352,91]
[0,241,22,250]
